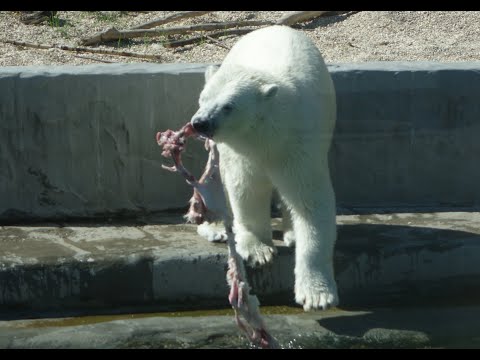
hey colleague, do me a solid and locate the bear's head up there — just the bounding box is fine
[190,64,278,143]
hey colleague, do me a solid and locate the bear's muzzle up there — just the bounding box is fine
[191,116,214,139]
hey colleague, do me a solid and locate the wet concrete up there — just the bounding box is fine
[1,305,480,348]
[1,212,480,318]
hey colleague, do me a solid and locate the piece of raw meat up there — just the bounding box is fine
[156,123,228,225]
[156,123,279,349]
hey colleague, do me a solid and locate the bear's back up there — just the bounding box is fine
[222,25,328,85]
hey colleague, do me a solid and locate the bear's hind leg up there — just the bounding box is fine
[281,203,296,247]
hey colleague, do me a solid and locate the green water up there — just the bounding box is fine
[12,305,305,329]
[8,306,480,348]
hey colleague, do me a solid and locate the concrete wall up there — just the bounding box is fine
[0,64,208,220]
[1,62,480,221]
[330,62,480,211]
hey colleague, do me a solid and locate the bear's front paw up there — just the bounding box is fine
[197,222,228,243]
[295,275,338,311]
[235,234,277,267]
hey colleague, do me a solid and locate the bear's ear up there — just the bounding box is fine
[260,83,278,99]
[205,65,220,83]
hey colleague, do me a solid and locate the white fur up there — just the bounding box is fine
[192,26,338,311]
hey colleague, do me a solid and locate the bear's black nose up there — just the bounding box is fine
[192,117,211,137]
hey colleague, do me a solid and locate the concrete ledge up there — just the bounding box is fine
[1,212,480,317]
[1,62,480,221]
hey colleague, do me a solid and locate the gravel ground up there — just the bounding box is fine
[1,11,480,67]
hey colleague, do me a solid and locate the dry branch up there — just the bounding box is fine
[163,28,255,48]
[80,20,273,46]
[72,54,115,63]
[131,11,214,30]
[3,40,162,61]
[276,11,331,26]
[205,35,231,50]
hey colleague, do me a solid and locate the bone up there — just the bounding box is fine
[226,232,280,348]
[156,122,279,349]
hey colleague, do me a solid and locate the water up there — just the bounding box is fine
[4,305,480,349]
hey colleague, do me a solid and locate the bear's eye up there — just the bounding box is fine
[222,104,234,114]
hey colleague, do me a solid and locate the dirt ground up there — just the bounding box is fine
[1,11,479,67]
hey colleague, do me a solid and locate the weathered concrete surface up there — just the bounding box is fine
[1,212,480,317]
[1,305,480,348]
[0,63,209,221]
[329,62,480,211]
[1,62,480,221]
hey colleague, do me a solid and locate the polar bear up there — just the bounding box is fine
[191,25,338,311]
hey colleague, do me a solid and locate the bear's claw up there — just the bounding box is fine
[235,239,277,267]
[295,279,338,311]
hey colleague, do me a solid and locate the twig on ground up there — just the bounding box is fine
[205,35,231,50]
[275,11,331,26]
[3,40,162,61]
[163,28,255,48]
[72,54,115,63]
[80,20,273,46]
[131,11,214,29]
